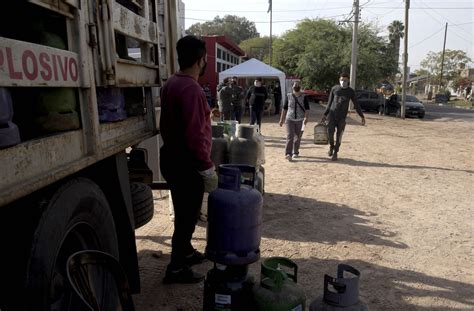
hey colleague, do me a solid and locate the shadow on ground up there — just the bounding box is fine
[295,156,474,174]
[262,193,407,248]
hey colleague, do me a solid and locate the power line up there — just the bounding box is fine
[184,7,474,13]
[183,14,348,24]
[409,25,445,48]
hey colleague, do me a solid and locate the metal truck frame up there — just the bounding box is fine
[0,0,178,309]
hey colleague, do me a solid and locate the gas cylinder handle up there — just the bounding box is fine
[260,257,299,291]
[219,164,256,188]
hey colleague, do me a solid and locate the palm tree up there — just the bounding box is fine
[388,20,404,73]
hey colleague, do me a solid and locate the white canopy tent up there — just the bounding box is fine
[218,58,286,98]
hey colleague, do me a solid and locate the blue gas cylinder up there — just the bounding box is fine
[97,88,127,122]
[0,88,21,148]
[206,165,263,265]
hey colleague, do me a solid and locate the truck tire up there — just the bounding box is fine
[130,182,154,229]
[25,178,120,311]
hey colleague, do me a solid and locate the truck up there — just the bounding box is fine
[0,0,179,309]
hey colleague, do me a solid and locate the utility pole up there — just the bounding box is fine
[268,0,273,66]
[349,0,359,110]
[439,22,448,88]
[401,0,410,119]
[349,0,359,89]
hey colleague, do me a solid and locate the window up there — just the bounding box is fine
[217,48,222,59]
[222,51,227,61]
[217,62,222,72]
[227,53,230,62]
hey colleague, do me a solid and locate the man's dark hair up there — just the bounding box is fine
[223,77,230,83]
[340,72,350,78]
[176,35,206,70]
[232,76,238,80]
[255,77,263,82]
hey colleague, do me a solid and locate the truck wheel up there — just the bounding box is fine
[130,182,154,229]
[26,178,120,311]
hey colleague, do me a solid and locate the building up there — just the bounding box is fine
[198,36,246,100]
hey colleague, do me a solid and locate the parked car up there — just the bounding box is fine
[355,90,384,112]
[385,94,426,118]
[303,89,329,102]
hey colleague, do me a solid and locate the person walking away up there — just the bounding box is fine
[279,82,309,160]
[160,35,218,284]
[230,77,244,123]
[273,81,282,115]
[322,72,365,161]
[218,78,233,121]
[246,77,268,131]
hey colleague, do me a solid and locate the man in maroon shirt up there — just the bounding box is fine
[160,36,217,284]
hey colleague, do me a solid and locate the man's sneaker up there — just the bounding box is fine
[331,152,338,161]
[292,154,299,160]
[328,148,334,157]
[163,266,205,284]
[285,154,292,161]
[184,249,207,267]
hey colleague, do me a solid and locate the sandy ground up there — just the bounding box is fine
[133,103,474,310]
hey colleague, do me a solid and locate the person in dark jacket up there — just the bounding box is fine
[246,77,268,131]
[218,78,233,120]
[230,76,244,123]
[160,35,217,284]
[322,72,366,161]
[272,82,282,114]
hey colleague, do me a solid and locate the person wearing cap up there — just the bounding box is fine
[322,72,366,161]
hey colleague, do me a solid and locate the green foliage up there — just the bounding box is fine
[239,37,271,62]
[420,50,472,83]
[272,19,396,90]
[186,15,259,45]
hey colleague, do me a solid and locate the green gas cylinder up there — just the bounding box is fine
[253,257,306,311]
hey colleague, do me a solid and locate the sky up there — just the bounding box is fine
[183,0,474,71]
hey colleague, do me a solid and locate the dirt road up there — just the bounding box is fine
[134,103,474,310]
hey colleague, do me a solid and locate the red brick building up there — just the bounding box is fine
[198,36,246,100]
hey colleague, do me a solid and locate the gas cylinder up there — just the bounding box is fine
[253,257,306,311]
[206,165,263,265]
[35,88,80,133]
[211,124,228,169]
[313,122,328,145]
[254,127,266,165]
[203,264,256,311]
[309,265,368,311]
[229,125,259,166]
[0,88,21,148]
[97,88,127,122]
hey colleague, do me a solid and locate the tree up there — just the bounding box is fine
[239,37,271,62]
[186,15,259,44]
[272,19,396,90]
[387,20,404,73]
[420,49,472,84]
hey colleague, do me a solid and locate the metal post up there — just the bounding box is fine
[350,0,359,90]
[269,3,273,66]
[439,22,448,87]
[401,0,410,119]
[349,0,359,110]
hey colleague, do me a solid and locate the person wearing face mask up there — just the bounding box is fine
[246,77,268,131]
[322,72,365,161]
[160,35,216,284]
[279,82,310,160]
[218,78,233,120]
[230,76,244,123]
